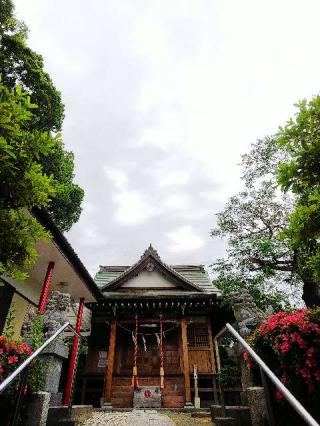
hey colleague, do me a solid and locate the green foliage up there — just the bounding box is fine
[0,0,84,232]
[28,314,47,393]
[216,365,241,388]
[0,0,64,132]
[0,210,49,279]
[211,139,300,308]
[276,96,320,291]
[0,82,58,210]
[3,301,15,339]
[41,149,84,231]
[0,81,59,278]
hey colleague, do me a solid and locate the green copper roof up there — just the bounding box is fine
[94,264,218,295]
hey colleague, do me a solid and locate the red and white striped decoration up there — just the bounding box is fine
[132,313,139,388]
[159,313,164,389]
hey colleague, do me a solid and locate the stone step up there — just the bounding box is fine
[191,411,211,418]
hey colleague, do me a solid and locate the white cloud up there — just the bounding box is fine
[13,0,320,271]
[113,190,155,225]
[103,167,128,190]
[167,226,205,253]
[159,170,190,187]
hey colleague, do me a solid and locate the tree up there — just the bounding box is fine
[0,81,61,278]
[211,137,304,308]
[212,108,320,307]
[41,149,84,231]
[0,0,84,231]
[0,0,64,132]
[276,96,320,304]
[211,178,300,310]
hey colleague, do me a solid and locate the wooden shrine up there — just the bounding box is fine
[83,245,229,409]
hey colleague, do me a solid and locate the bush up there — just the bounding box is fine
[0,335,32,385]
[248,308,320,421]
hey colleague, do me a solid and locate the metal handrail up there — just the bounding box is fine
[226,323,320,426]
[0,321,76,394]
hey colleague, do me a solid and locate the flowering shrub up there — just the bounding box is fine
[0,335,32,390]
[247,308,320,420]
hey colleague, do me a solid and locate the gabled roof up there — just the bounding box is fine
[96,245,219,295]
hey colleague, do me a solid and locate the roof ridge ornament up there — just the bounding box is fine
[141,244,160,259]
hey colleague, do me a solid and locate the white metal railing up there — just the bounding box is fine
[226,323,320,426]
[0,321,79,393]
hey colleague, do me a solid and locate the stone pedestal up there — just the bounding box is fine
[133,386,161,408]
[246,386,267,426]
[42,339,69,405]
[25,391,50,426]
[194,396,201,408]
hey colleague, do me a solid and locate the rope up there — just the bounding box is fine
[132,314,139,388]
[159,313,164,389]
[106,320,179,336]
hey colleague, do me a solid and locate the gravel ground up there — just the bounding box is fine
[78,410,215,426]
[161,411,215,426]
[80,409,175,426]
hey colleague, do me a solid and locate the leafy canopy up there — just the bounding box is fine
[277,97,320,285]
[0,81,60,278]
[0,0,84,232]
[211,137,302,309]
[0,0,64,132]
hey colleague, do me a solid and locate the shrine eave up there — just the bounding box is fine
[86,292,220,312]
[101,291,219,300]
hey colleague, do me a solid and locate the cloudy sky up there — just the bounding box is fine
[15,0,320,274]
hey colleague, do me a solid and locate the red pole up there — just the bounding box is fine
[63,298,84,406]
[38,261,55,314]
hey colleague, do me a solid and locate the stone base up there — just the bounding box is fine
[133,386,161,408]
[184,402,195,409]
[25,391,50,426]
[101,402,113,410]
[50,392,62,406]
[211,405,251,426]
[194,397,201,409]
[246,386,267,426]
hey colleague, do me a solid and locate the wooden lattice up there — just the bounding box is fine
[187,324,209,348]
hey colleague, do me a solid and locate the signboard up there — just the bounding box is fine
[97,351,108,368]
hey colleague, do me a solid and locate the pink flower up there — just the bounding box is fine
[7,355,18,364]
[280,342,291,354]
[299,368,311,379]
[275,390,284,400]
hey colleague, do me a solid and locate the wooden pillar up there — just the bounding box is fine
[38,261,55,314]
[181,318,192,406]
[103,318,117,405]
[63,298,85,406]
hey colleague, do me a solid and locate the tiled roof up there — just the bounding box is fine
[95,264,218,295]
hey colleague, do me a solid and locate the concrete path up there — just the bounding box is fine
[82,410,175,426]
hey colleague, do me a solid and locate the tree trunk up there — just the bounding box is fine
[302,280,320,307]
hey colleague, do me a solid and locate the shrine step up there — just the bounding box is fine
[162,395,185,408]
[111,397,133,408]
[162,390,185,396]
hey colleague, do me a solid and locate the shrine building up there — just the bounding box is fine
[80,245,231,409]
